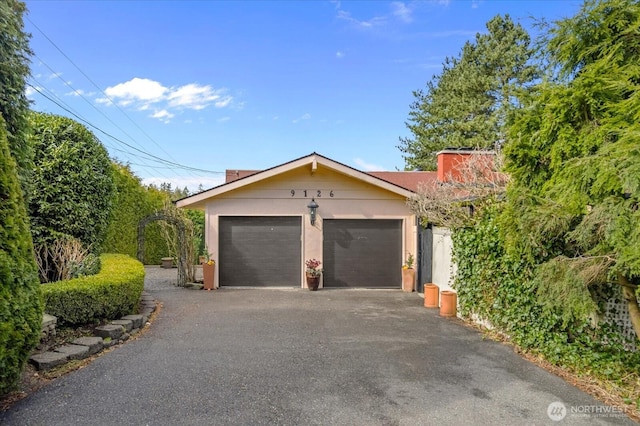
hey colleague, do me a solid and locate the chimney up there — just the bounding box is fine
[436,148,495,183]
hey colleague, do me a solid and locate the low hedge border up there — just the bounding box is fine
[41,254,145,326]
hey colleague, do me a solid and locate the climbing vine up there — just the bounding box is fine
[451,203,640,408]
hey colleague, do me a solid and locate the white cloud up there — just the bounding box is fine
[391,2,413,23]
[65,89,94,97]
[25,86,38,98]
[167,83,231,110]
[97,77,233,121]
[150,109,174,119]
[336,51,345,58]
[47,72,63,80]
[104,77,167,105]
[354,158,384,171]
[337,10,386,28]
[292,113,311,124]
[217,116,231,123]
[336,1,415,29]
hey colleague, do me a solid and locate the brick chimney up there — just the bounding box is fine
[436,148,495,183]
[225,170,260,183]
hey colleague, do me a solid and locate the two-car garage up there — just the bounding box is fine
[177,153,419,290]
[218,216,402,288]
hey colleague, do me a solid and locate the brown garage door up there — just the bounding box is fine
[323,219,402,288]
[219,216,301,287]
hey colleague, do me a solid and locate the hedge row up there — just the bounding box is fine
[41,254,145,326]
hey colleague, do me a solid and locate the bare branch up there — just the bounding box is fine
[407,151,508,228]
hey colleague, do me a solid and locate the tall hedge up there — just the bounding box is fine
[0,116,42,395]
[0,0,33,198]
[102,162,170,264]
[28,113,115,251]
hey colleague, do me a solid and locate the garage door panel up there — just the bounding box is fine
[323,219,402,288]
[219,217,301,287]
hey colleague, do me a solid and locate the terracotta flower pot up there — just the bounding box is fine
[203,263,215,291]
[306,275,320,291]
[439,290,457,317]
[402,268,415,292]
[423,283,439,308]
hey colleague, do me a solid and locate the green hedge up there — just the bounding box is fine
[41,254,145,326]
[0,115,43,395]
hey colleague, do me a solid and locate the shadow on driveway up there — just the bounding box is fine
[1,273,635,425]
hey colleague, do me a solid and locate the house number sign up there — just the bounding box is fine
[290,189,334,198]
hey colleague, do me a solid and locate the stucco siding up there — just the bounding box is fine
[197,163,417,288]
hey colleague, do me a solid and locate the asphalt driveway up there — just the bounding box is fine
[1,268,635,425]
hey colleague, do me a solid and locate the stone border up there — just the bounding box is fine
[29,292,157,371]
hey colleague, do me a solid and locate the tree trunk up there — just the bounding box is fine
[619,274,640,341]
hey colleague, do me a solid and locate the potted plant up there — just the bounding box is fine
[402,253,415,292]
[305,258,322,291]
[202,254,215,291]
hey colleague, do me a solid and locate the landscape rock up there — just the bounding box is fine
[94,324,124,340]
[72,337,104,355]
[54,344,90,360]
[121,314,144,329]
[29,351,68,371]
[111,319,133,332]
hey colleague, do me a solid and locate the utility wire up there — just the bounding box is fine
[28,74,172,180]
[26,16,185,167]
[28,83,224,175]
[29,53,199,180]
[27,77,173,181]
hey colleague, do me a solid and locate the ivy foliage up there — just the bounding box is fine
[0,0,33,197]
[27,113,115,254]
[0,116,42,395]
[452,204,567,350]
[399,14,538,170]
[453,204,640,390]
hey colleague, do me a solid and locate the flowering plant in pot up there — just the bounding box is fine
[202,253,216,291]
[305,258,322,291]
[401,253,415,292]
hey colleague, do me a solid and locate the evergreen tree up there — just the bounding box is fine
[0,116,42,395]
[399,15,538,170]
[503,0,640,339]
[0,0,33,197]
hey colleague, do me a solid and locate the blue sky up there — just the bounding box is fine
[25,0,582,192]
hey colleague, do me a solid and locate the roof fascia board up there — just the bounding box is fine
[177,153,412,208]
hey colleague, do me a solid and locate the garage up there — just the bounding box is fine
[219,216,301,287]
[322,219,402,288]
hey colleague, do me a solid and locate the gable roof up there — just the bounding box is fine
[176,152,420,209]
[368,171,437,192]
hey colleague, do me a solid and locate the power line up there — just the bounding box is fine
[27,83,224,175]
[26,16,184,167]
[27,73,174,180]
[27,77,174,181]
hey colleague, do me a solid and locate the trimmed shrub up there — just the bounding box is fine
[41,254,145,326]
[103,162,170,264]
[0,116,42,395]
[28,112,115,255]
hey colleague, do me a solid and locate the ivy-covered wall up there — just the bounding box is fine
[451,203,640,386]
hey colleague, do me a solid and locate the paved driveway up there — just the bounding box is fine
[1,268,635,425]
